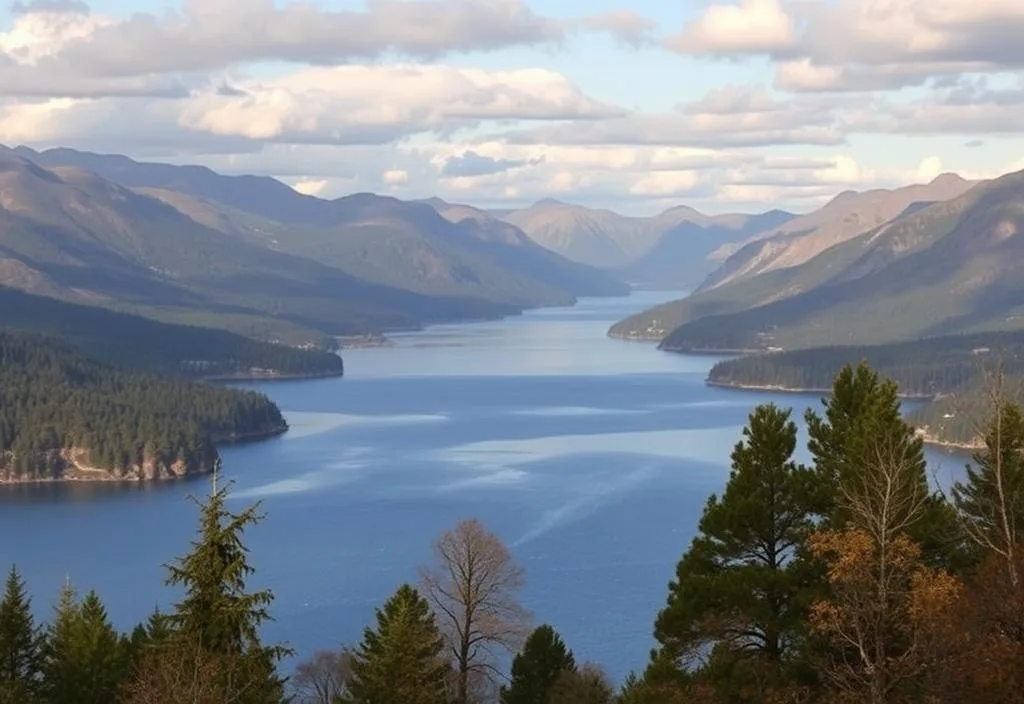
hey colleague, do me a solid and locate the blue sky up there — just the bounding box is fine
[1,0,1023,215]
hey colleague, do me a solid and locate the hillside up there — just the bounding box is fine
[0,288,345,379]
[0,149,575,344]
[0,331,287,482]
[15,146,625,310]
[496,199,794,288]
[699,173,974,292]
[611,169,1024,349]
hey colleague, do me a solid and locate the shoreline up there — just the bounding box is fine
[0,423,289,486]
[705,379,977,451]
[202,369,343,383]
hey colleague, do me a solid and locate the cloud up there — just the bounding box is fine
[2,0,565,79]
[669,0,1024,89]
[440,150,538,178]
[666,0,796,55]
[583,10,658,47]
[10,0,89,14]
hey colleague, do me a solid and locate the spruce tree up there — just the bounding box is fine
[41,583,128,704]
[0,566,42,702]
[501,624,577,704]
[342,583,448,704]
[806,362,961,566]
[652,404,817,699]
[164,479,287,701]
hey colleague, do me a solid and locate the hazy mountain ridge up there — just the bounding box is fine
[645,168,1024,352]
[495,198,796,288]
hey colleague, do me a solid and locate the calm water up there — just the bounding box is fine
[0,291,966,682]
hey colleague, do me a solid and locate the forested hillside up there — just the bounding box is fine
[0,331,286,481]
[0,288,344,379]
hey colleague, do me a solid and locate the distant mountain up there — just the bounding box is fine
[619,168,1024,352]
[615,210,795,289]
[496,199,794,289]
[698,173,974,292]
[497,199,663,268]
[3,146,628,341]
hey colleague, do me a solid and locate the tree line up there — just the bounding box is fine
[3,360,1024,702]
[0,331,286,479]
[0,288,345,379]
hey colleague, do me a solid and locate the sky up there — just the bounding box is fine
[1,0,1023,215]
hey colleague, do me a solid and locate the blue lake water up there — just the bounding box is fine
[0,290,968,683]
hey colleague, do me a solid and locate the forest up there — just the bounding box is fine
[0,331,286,481]
[2,360,1023,703]
[0,289,345,380]
[707,331,1024,446]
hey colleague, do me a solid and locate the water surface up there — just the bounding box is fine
[0,291,967,682]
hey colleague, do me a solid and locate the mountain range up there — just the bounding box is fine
[610,167,1024,352]
[493,198,796,288]
[2,146,634,345]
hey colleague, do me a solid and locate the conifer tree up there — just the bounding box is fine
[806,361,960,566]
[0,566,42,702]
[501,624,577,704]
[342,583,448,704]
[652,404,817,699]
[952,402,1024,578]
[163,478,287,702]
[41,583,128,704]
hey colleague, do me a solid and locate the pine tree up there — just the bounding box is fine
[501,624,576,704]
[163,479,287,702]
[806,361,960,567]
[0,566,42,702]
[41,583,128,704]
[342,583,449,704]
[652,403,817,700]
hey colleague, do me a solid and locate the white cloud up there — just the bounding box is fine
[383,169,409,186]
[666,0,795,54]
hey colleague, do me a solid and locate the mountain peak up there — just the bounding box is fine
[930,172,966,187]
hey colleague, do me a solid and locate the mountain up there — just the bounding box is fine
[629,168,1024,352]
[698,173,974,292]
[0,148,515,345]
[615,210,795,289]
[496,199,794,288]
[3,146,627,342]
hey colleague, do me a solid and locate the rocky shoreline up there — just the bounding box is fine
[0,423,289,485]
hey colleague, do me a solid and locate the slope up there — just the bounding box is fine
[0,150,513,344]
[655,169,1024,352]
[0,287,345,379]
[18,146,626,306]
[699,173,974,292]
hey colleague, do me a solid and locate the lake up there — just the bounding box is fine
[0,290,967,684]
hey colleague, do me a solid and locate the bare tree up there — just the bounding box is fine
[119,641,264,704]
[810,438,961,704]
[420,518,531,704]
[290,648,352,704]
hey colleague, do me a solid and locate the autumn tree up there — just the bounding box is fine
[341,584,448,704]
[548,663,615,704]
[421,518,530,704]
[652,404,817,699]
[0,566,43,702]
[808,439,962,703]
[501,624,576,704]
[290,648,352,703]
